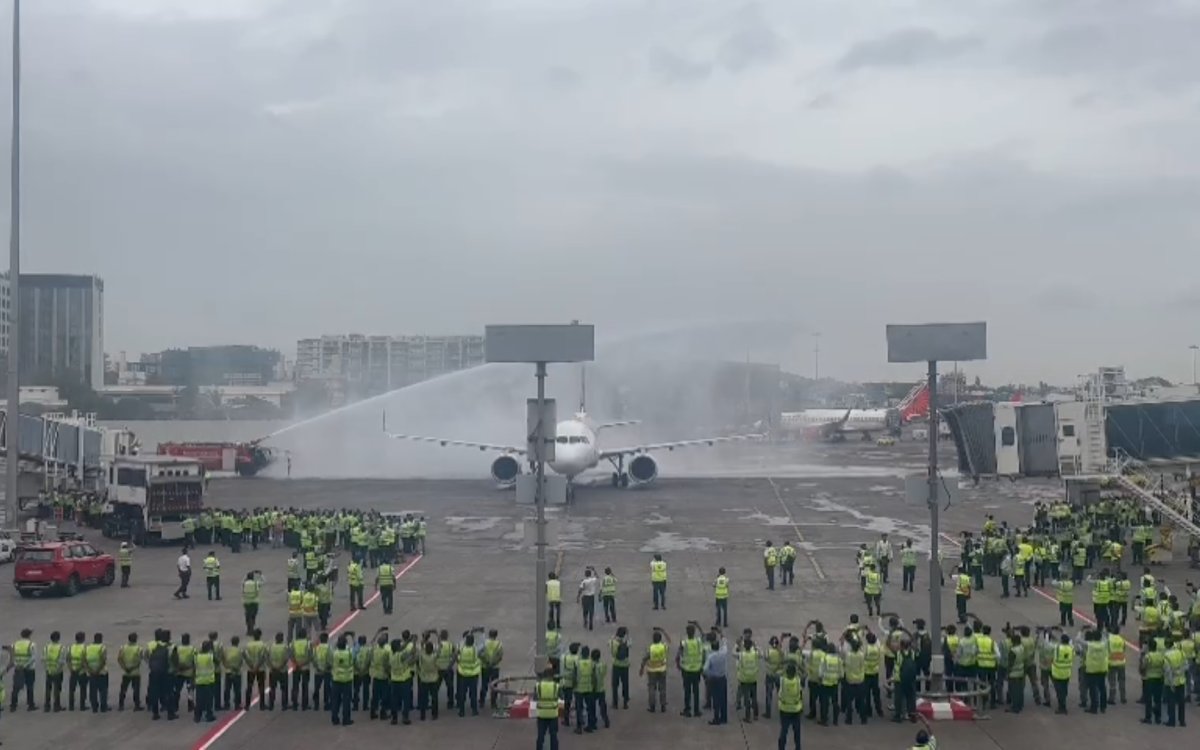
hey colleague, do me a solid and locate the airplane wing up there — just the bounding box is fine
[384,432,526,455]
[599,433,763,459]
[595,420,640,431]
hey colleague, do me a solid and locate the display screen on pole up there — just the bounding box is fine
[886,322,987,363]
[485,324,595,363]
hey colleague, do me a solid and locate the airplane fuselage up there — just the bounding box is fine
[545,417,600,480]
[778,409,892,434]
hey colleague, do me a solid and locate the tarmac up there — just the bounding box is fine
[2,439,1195,749]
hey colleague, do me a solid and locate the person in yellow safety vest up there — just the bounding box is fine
[777,662,803,750]
[220,635,244,711]
[305,548,321,584]
[1136,595,1162,648]
[912,727,938,750]
[560,643,580,726]
[286,551,303,592]
[609,627,631,709]
[640,630,669,713]
[387,635,415,724]
[455,633,481,717]
[816,642,841,725]
[9,628,36,711]
[266,633,291,711]
[713,567,730,628]
[347,560,365,611]
[116,633,143,712]
[376,562,395,615]
[193,641,217,722]
[534,667,560,750]
[368,635,391,719]
[1105,623,1127,705]
[1049,634,1073,714]
[585,647,609,730]
[974,626,999,710]
[330,634,355,726]
[735,638,761,723]
[416,636,441,721]
[546,572,562,629]
[1081,629,1108,714]
[676,624,705,717]
[862,631,884,717]
[841,636,867,724]
[863,563,882,617]
[779,541,797,587]
[286,588,304,642]
[763,541,779,590]
[601,567,618,623]
[1092,570,1113,631]
[351,634,372,712]
[290,629,314,711]
[954,567,971,624]
[43,630,66,712]
[242,572,261,636]
[571,644,594,733]
[316,578,333,631]
[1140,639,1166,724]
[1005,633,1026,713]
[1161,638,1187,727]
[118,542,133,588]
[761,636,784,720]
[650,554,668,610]
[301,587,320,637]
[312,633,333,712]
[68,631,90,711]
[84,632,110,713]
[202,551,221,601]
[435,629,456,711]
[481,629,504,710]
[901,540,919,593]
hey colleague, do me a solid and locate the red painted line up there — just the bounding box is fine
[192,555,424,750]
[938,533,1140,652]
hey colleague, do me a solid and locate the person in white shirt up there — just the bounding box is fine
[875,534,893,584]
[577,569,599,631]
[174,548,191,599]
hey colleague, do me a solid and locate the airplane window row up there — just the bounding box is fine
[555,436,590,444]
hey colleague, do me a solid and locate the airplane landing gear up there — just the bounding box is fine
[607,455,629,489]
[620,473,629,488]
[611,472,620,488]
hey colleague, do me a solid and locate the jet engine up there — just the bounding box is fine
[627,454,658,485]
[491,455,522,486]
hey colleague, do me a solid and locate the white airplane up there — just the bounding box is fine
[382,373,763,488]
[774,382,930,442]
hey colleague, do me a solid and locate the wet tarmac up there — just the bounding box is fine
[2,439,1193,749]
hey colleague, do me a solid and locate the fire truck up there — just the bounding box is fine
[157,441,274,477]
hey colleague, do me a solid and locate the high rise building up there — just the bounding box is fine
[0,271,10,358]
[18,274,105,390]
[296,333,485,397]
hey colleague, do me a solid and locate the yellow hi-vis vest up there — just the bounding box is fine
[1084,641,1107,675]
[457,647,481,677]
[288,590,303,616]
[646,642,668,673]
[1051,645,1073,680]
[650,560,667,582]
[778,675,803,714]
[536,679,559,719]
[546,579,561,602]
[714,575,729,600]
[194,653,216,686]
[975,636,996,669]
[1108,635,1126,666]
[332,648,354,683]
[738,648,759,684]
[680,637,704,673]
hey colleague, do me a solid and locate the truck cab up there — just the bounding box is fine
[102,456,205,545]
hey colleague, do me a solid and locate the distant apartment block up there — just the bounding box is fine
[0,272,10,357]
[18,274,105,390]
[296,334,485,394]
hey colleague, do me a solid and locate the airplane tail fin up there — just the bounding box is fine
[898,382,930,423]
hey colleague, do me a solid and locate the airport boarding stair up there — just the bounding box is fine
[1106,454,1200,540]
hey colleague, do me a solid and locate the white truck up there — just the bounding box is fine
[101,456,205,545]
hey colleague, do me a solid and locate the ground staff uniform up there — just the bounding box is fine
[377,563,395,614]
[645,642,668,712]
[287,590,304,642]
[242,578,260,634]
[435,641,455,710]
[1050,644,1073,713]
[1107,633,1127,704]
[456,645,481,716]
[194,652,216,722]
[117,643,143,711]
[221,644,244,710]
[714,574,730,627]
[417,648,441,720]
[535,678,560,750]
[389,645,414,723]
[43,641,65,711]
[609,637,630,708]
[369,642,391,718]
[680,636,705,716]
[267,641,290,709]
[84,642,109,712]
[9,638,36,711]
[243,638,268,710]
[1142,649,1165,724]
[313,641,333,710]
[777,675,802,750]
[331,646,354,726]
[1163,646,1187,727]
[651,559,668,609]
[353,642,373,710]
[1083,640,1108,713]
[601,573,617,622]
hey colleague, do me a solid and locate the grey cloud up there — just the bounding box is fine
[648,48,712,83]
[1030,284,1099,312]
[715,3,786,72]
[837,28,980,71]
[545,66,583,91]
[806,92,838,110]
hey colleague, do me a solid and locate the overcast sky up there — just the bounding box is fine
[5,0,1200,385]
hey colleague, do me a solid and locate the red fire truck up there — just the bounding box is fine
[157,441,274,477]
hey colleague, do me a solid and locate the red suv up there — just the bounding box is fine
[13,540,116,597]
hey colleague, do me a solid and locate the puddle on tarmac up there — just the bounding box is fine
[733,510,793,526]
[640,532,720,552]
[802,494,931,548]
[643,512,672,526]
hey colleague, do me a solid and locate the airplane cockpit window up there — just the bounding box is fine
[556,436,569,444]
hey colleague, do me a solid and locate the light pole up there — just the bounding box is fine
[4,0,21,528]
[812,332,820,381]
[887,322,986,690]
[1190,344,1198,386]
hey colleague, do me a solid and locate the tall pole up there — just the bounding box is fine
[5,0,21,528]
[926,359,941,687]
[533,361,547,668]
[1191,345,1198,386]
[813,333,820,381]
